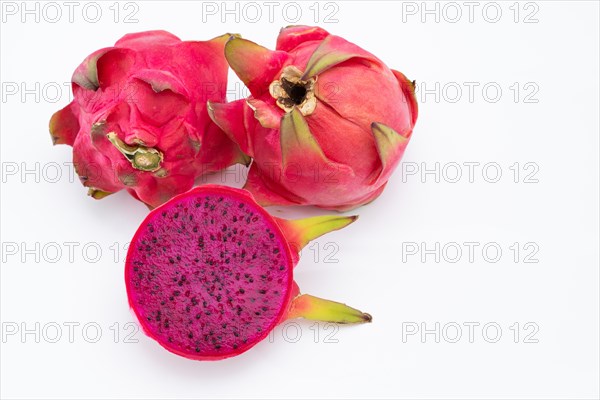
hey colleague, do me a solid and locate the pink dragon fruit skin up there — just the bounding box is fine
[50,30,249,208]
[208,26,418,211]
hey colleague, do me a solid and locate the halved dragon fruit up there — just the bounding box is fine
[125,184,370,360]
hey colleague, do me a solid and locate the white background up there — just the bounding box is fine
[1,1,599,399]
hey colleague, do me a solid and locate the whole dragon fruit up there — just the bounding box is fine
[49,30,248,208]
[208,26,418,211]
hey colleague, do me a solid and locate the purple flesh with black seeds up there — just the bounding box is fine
[126,186,293,360]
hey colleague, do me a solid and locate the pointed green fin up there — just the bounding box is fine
[371,122,409,173]
[286,294,372,324]
[275,215,358,252]
[280,107,327,168]
[302,34,370,80]
[225,37,289,96]
[88,188,113,199]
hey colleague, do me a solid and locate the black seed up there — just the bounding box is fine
[215,345,222,350]
[174,212,179,218]
[238,203,244,208]
[169,258,175,264]
[173,290,181,296]
[269,233,275,239]
[273,248,279,254]
[195,347,201,352]
[239,288,245,294]
[188,332,193,339]
[196,313,201,319]
[233,344,238,349]
[258,289,267,294]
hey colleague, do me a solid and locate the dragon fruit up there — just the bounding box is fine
[49,30,248,208]
[125,184,370,360]
[208,26,418,211]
